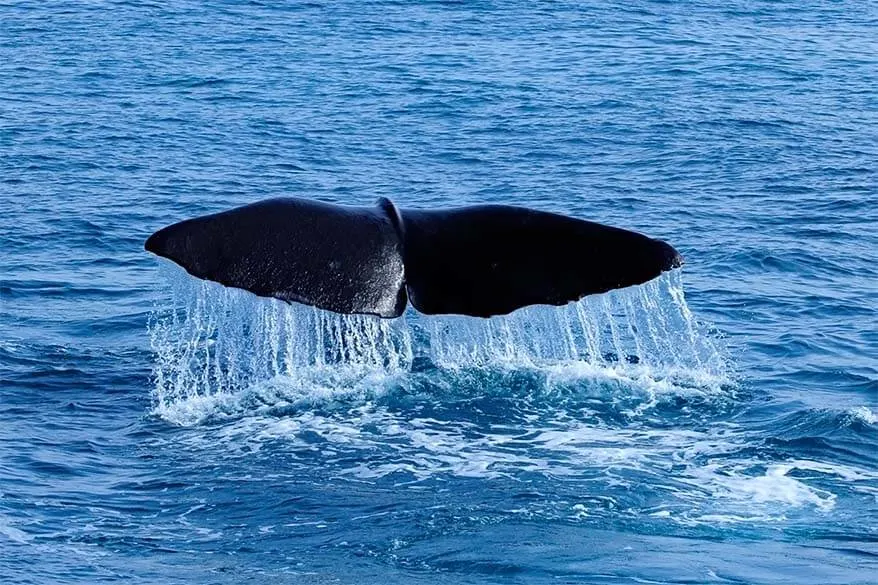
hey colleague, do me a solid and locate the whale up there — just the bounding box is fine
[145,197,682,318]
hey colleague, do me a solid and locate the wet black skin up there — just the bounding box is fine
[145,197,682,318]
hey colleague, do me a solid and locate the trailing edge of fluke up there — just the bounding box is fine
[145,197,683,319]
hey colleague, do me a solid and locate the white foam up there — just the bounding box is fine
[152,367,406,427]
[848,406,877,425]
[154,401,868,527]
[686,463,837,511]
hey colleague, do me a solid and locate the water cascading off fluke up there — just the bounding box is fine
[148,265,729,420]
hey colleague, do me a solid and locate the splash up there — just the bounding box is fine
[148,266,413,421]
[423,272,728,394]
[149,266,730,423]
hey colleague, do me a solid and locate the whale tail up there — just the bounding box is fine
[145,197,682,318]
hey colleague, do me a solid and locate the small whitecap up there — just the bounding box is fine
[848,406,877,425]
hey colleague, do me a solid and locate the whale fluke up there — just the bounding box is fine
[145,197,682,318]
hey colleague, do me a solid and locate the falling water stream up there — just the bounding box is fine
[149,266,730,425]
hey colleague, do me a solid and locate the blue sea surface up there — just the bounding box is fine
[1,1,876,583]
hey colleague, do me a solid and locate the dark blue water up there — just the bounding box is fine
[2,2,876,583]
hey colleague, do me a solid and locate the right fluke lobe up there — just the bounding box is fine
[400,205,683,317]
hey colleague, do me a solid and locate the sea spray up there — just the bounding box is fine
[149,265,730,422]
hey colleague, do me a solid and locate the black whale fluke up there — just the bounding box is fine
[145,197,682,318]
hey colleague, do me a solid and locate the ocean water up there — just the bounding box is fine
[1,1,876,583]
